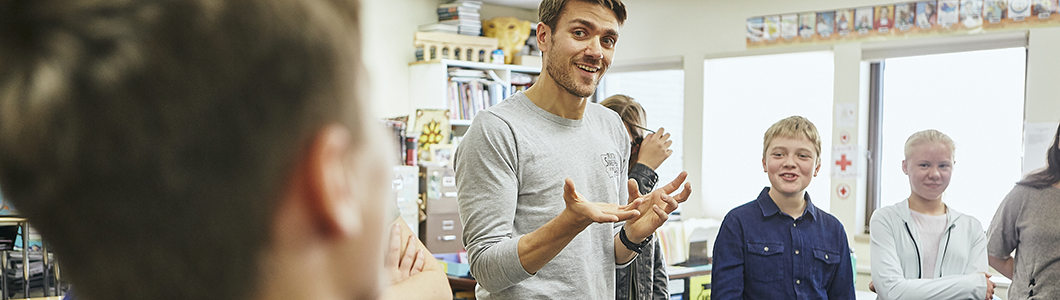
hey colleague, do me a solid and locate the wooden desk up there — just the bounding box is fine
[667,265,711,300]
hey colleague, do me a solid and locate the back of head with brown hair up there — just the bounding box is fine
[0,0,366,299]
[539,0,627,30]
[601,94,645,138]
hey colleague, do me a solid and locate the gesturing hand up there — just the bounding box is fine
[563,178,642,224]
[623,171,693,241]
[386,222,425,285]
[637,127,673,170]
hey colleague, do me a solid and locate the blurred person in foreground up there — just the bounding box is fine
[0,0,415,299]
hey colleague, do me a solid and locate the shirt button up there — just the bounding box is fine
[795,250,800,255]
[825,254,829,259]
[793,223,796,227]
[796,279,801,284]
[764,246,770,252]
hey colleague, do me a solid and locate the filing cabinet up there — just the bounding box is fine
[418,163,464,253]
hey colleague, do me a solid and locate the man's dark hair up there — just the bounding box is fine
[0,0,365,299]
[539,0,627,30]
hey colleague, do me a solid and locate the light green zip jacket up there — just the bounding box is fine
[869,199,990,300]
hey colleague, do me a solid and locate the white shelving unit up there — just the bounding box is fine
[408,59,540,128]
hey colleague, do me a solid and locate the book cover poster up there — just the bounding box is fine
[984,0,1008,21]
[781,14,799,39]
[1010,0,1032,18]
[763,15,781,40]
[747,17,764,42]
[961,0,984,28]
[799,12,816,38]
[938,0,961,26]
[1032,0,1058,17]
[413,109,451,162]
[917,1,939,28]
[896,3,917,30]
[836,9,854,34]
[875,5,896,30]
[817,12,836,37]
[855,7,875,32]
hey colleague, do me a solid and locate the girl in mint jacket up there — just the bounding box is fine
[869,130,996,300]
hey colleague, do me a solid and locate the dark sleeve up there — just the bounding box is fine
[827,222,856,299]
[711,213,746,299]
[629,163,659,195]
[652,240,669,299]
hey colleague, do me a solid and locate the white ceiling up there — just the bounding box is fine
[482,0,540,10]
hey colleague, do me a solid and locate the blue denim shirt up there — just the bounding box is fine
[712,187,855,300]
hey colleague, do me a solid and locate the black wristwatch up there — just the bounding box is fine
[619,227,652,254]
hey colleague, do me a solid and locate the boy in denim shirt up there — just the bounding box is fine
[712,116,855,299]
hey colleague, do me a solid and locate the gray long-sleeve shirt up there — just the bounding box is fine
[455,92,630,299]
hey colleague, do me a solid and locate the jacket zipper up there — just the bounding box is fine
[904,222,923,279]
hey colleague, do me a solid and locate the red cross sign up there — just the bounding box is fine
[837,183,851,199]
[836,154,853,171]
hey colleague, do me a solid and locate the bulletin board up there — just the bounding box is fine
[748,0,1060,48]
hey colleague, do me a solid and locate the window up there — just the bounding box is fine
[703,51,835,216]
[600,69,686,187]
[867,47,1026,229]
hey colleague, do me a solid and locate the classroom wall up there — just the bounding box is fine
[362,1,537,119]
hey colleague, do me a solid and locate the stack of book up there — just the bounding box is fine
[447,68,510,121]
[438,0,483,36]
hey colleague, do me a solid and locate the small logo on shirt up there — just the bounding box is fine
[601,152,620,178]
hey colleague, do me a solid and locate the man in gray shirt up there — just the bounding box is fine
[454,0,691,298]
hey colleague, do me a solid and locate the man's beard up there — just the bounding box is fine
[546,52,603,98]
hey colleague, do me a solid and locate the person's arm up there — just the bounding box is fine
[987,186,1024,279]
[711,214,746,299]
[636,128,672,170]
[989,256,1014,279]
[870,212,986,300]
[827,223,855,300]
[629,163,658,195]
[456,115,641,292]
[519,178,642,273]
[384,218,451,300]
[615,173,691,264]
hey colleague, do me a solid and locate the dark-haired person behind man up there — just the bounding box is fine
[455,0,691,299]
[0,1,394,299]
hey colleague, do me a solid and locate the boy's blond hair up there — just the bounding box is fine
[763,116,822,165]
[904,129,955,159]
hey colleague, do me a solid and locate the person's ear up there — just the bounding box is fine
[304,124,363,238]
[536,22,551,53]
[813,160,821,177]
[762,157,767,173]
[901,159,908,175]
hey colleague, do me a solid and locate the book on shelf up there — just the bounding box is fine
[438,12,481,21]
[440,19,481,27]
[418,23,460,33]
[438,7,480,14]
[438,0,482,9]
[446,69,518,122]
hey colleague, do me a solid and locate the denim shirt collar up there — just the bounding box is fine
[755,187,819,221]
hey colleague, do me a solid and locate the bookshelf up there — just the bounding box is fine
[408,59,540,128]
